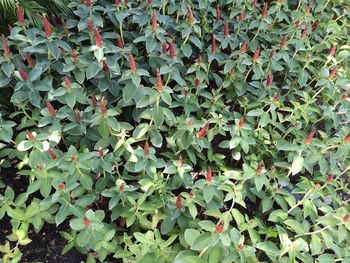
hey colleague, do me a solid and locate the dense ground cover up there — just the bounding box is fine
[0,0,350,262]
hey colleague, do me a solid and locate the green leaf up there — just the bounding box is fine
[184,229,201,246]
[291,156,304,175]
[152,105,164,127]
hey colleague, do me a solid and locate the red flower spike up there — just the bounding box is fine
[272,95,279,103]
[101,60,110,73]
[342,215,349,222]
[256,163,263,174]
[114,0,119,8]
[305,130,315,144]
[129,53,136,73]
[156,69,163,93]
[216,221,224,234]
[305,1,312,15]
[312,21,320,32]
[58,183,65,191]
[301,22,310,40]
[198,55,202,65]
[178,158,183,168]
[61,18,69,35]
[252,0,256,8]
[119,183,124,192]
[71,51,78,63]
[43,15,52,38]
[16,4,25,25]
[124,0,128,5]
[148,0,152,4]
[266,72,272,88]
[240,42,247,54]
[343,134,350,144]
[98,148,104,158]
[253,47,260,63]
[88,19,93,32]
[94,27,103,48]
[18,69,28,81]
[91,95,97,108]
[85,0,92,6]
[239,12,244,23]
[216,5,220,22]
[76,111,82,122]
[295,19,301,29]
[269,50,275,60]
[195,79,200,88]
[224,21,229,37]
[26,130,36,141]
[48,148,58,159]
[70,155,77,163]
[261,3,268,20]
[238,243,245,251]
[187,6,194,25]
[51,15,58,28]
[239,117,245,128]
[144,141,150,156]
[2,34,11,62]
[65,76,71,90]
[46,101,56,118]
[176,194,182,209]
[326,174,334,184]
[169,40,175,58]
[329,43,337,58]
[196,122,210,139]
[152,11,157,31]
[83,216,91,227]
[211,34,216,54]
[100,96,107,115]
[162,41,167,53]
[117,35,124,48]
[206,166,212,183]
[280,35,287,49]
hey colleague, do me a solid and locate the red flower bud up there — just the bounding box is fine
[16,4,25,26]
[178,158,183,168]
[70,155,77,162]
[196,122,210,139]
[239,12,244,23]
[124,0,128,5]
[98,148,104,158]
[329,43,337,58]
[266,72,272,88]
[26,130,36,141]
[198,55,202,65]
[184,90,189,97]
[272,94,279,103]
[343,134,350,144]
[252,0,256,8]
[342,215,349,222]
[119,183,124,192]
[114,0,119,8]
[238,243,245,251]
[94,27,103,48]
[301,22,310,40]
[239,116,245,128]
[326,174,333,184]
[88,19,93,32]
[195,78,200,88]
[101,60,110,73]
[2,34,11,62]
[256,163,262,174]
[211,34,216,54]
[224,21,229,37]
[156,69,163,93]
[162,41,167,53]
[117,35,124,48]
[305,130,315,144]
[148,0,152,4]
[46,101,56,118]
[129,53,136,73]
[18,69,28,81]
[253,47,260,63]
[71,51,78,63]
[43,15,52,38]
[91,94,97,107]
[269,50,275,60]
[305,2,312,16]
[85,0,92,6]
[83,216,91,227]
[144,141,150,156]
[169,39,175,58]
[240,42,247,54]
[176,193,182,209]
[312,21,320,32]
[58,183,65,190]
[187,6,194,25]
[216,5,220,22]
[295,19,301,29]
[70,194,76,204]
[152,11,157,31]
[65,76,70,90]
[280,35,287,49]
[328,66,337,80]
[76,111,82,122]
[100,96,107,115]
[51,15,59,28]
[216,221,224,234]
[261,3,268,20]
[48,148,58,159]
[206,166,212,183]
[61,17,69,35]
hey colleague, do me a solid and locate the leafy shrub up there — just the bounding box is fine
[0,0,350,262]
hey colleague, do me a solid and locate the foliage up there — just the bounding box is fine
[0,0,350,262]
